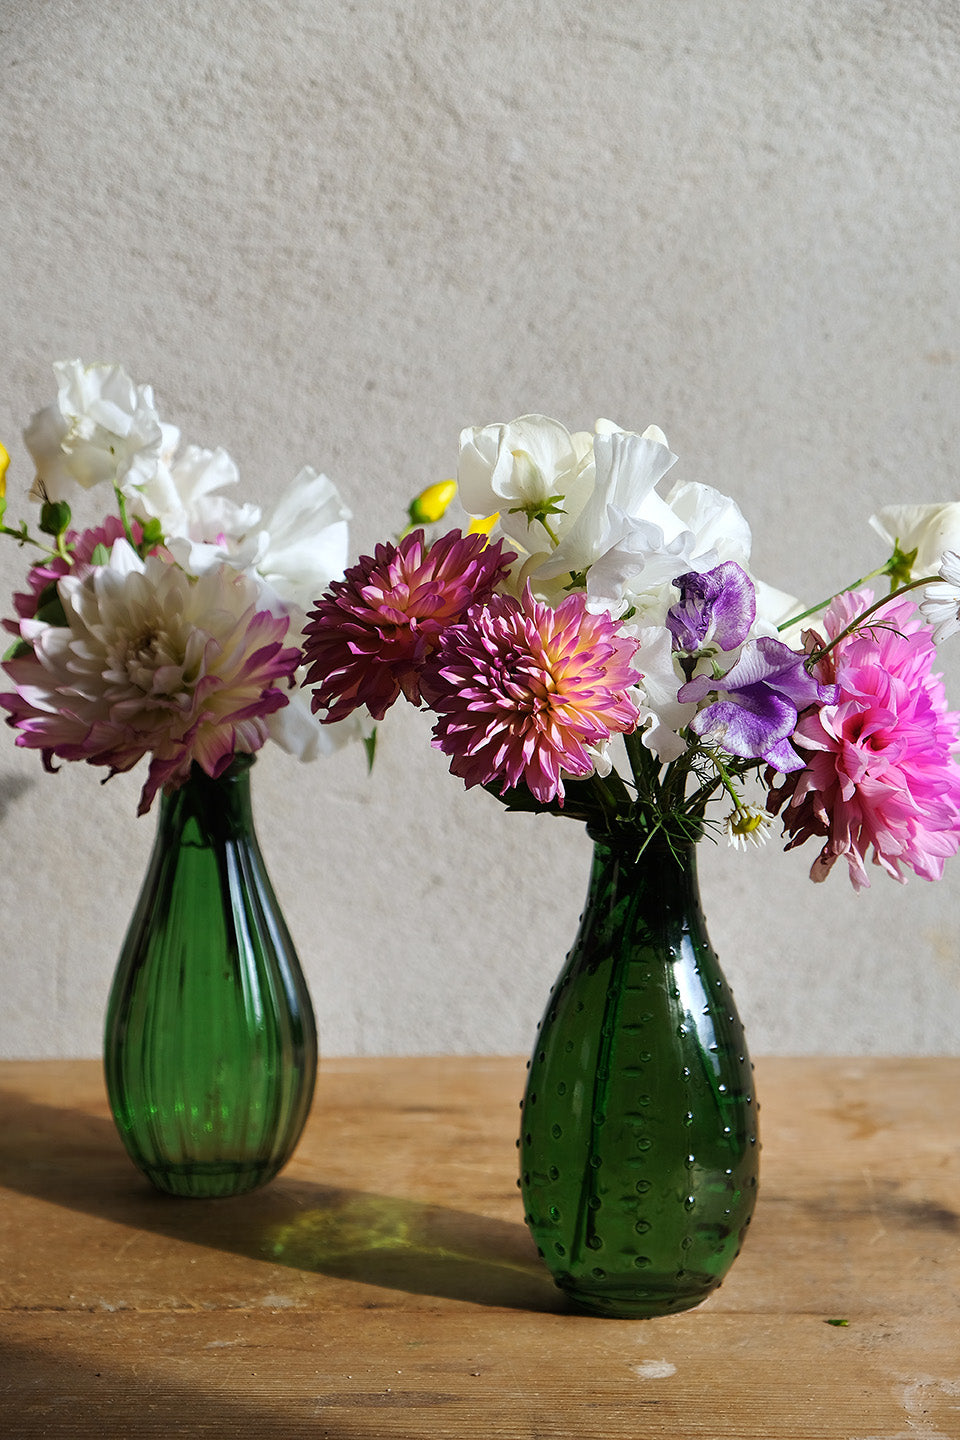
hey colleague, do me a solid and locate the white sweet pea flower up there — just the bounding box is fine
[536,429,687,616]
[581,738,616,779]
[663,480,752,569]
[253,468,351,611]
[457,414,595,551]
[548,428,681,560]
[627,624,699,762]
[266,685,373,761]
[637,472,796,646]
[594,417,670,446]
[533,427,765,634]
[166,467,351,619]
[132,442,258,546]
[25,359,163,501]
[584,517,695,620]
[869,504,960,576]
[22,403,77,499]
[150,444,263,582]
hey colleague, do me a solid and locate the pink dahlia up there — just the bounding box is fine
[428,587,641,805]
[1,545,300,814]
[302,528,514,722]
[767,589,960,890]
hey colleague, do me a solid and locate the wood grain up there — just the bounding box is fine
[1,1057,958,1438]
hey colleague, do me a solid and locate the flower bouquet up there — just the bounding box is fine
[302,412,960,1314]
[0,359,361,1196]
[1,359,364,812]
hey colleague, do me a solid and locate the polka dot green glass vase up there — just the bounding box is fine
[519,832,759,1317]
[104,756,317,1198]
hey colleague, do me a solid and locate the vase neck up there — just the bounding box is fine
[590,830,697,876]
[588,830,701,915]
[158,757,256,842]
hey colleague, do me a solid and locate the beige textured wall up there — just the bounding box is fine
[2,0,960,1057]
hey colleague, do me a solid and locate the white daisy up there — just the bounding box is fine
[920,550,960,644]
[724,806,774,852]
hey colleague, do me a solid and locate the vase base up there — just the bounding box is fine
[137,1160,281,1199]
[556,1274,721,1319]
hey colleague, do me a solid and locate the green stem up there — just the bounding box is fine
[707,752,749,814]
[806,572,937,664]
[776,562,892,634]
[599,765,634,812]
[586,773,619,829]
[682,773,724,817]
[114,484,138,550]
[0,523,73,565]
[623,729,662,807]
[539,514,561,548]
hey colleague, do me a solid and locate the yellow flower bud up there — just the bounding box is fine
[408,479,457,526]
[0,441,9,499]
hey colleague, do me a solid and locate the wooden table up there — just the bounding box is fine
[0,1058,958,1438]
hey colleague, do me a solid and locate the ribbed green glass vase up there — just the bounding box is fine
[104,756,317,1198]
[519,832,759,1317]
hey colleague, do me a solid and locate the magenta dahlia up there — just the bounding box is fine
[302,528,514,722]
[768,589,960,890]
[428,587,641,805]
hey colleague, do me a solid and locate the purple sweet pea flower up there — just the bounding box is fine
[666,562,756,653]
[677,636,838,773]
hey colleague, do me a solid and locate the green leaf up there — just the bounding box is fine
[363,728,377,774]
[3,638,33,662]
[885,542,918,589]
[507,493,567,524]
[480,776,599,825]
[90,543,109,566]
[33,581,68,628]
[563,568,590,592]
[139,516,164,551]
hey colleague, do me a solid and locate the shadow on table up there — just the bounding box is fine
[0,1087,562,1314]
[0,1330,367,1440]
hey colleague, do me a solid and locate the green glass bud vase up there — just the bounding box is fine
[519,830,759,1317]
[104,756,317,1198]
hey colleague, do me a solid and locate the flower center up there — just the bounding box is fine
[120,626,180,693]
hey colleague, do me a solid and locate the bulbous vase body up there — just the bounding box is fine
[104,757,317,1198]
[519,834,759,1316]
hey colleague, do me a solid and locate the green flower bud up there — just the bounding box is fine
[39,499,72,541]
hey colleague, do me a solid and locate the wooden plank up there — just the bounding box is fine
[2,1311,958,1439]
[1,1057,958,1437]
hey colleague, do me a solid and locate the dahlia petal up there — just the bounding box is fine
[428,585,639,806]
[1,554,298,812]
[302,528,515,723]
[768,589,960,888]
